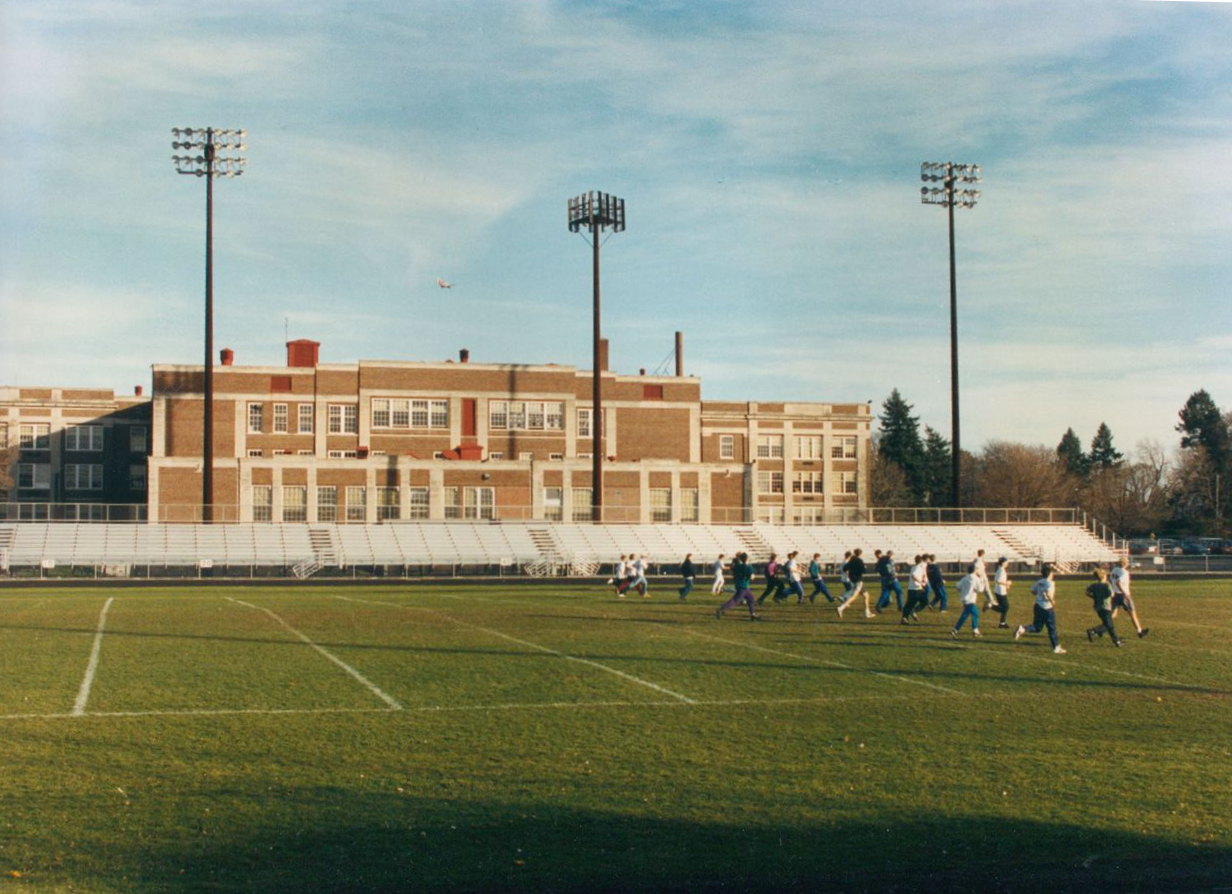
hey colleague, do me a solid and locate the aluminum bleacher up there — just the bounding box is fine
[0,520,1122,576]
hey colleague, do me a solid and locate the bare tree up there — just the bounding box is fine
[1084,440,1172,535]
[968,441,1073,508]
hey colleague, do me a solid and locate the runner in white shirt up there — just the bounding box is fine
[992,557,1012,628]
[950,563,984,638]
[710,554,728,595]
[973,549,994,610]
[611,555,628,596]
[1109,557,1149,638]
[1015,565,1065,654]
[901,555,929,623]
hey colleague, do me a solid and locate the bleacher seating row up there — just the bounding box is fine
[0,521,1121,572]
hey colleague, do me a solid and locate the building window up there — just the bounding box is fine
[793,472,823,494]
[490,401,565,432]
[130,426,148,453]
[129,464,147,491]
[488,452,504,461]
[543,487,563,521]
[345,486,366,522]
[283,486,307,523]
[317,486,338,523]
[64,425,104,452]
[577,408,591,439]
[840,471,859,495]
[327,449,358,459]
[756,435,783,459]
[794,435,823,460]
[273,403,289,433]
[832,436,857,459]
[329,404,358,434]
[252,486,272,523]
[247,403,264,434]
[650,488,672,522]
[681,488,699,523]
[298,404,314,434]
[17,463,51,490]
[19,424,50,451]
[571,487,593,522]
[719,435,735,460]
[793,507,824,524]
[757,506,785,525]
[407,487,429,519]
[376,487,400,521]
[371,398,447,430]
[297,449,314,456]
[247,449,263,458]
[757,471,784,494]
[549,452,564,461]
[64,464,103,491]
[518,452,533,461]
[444,486,495,520]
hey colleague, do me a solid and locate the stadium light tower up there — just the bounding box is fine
[920,161,980,510]
[568,191,626,523]
[172,127,246,523]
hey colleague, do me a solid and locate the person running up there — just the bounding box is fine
[875,550,904,612]
[630,554,649,598]
[836,548,873,619]
[611,554,628,596]
[785,551,807,603]
[1109,557,1149,639]
[950,563,984,638]
[992,557,1012,628]
[710,554,728,596]
[1085,567,1122,647]
[1015,565,1066,654]
[757,553,785,604]
[678,553,696,601]
[973,548,994,610]
[808,553,833,602]
[927,556,949,612]
[716,552,759,621]
[901,555,929,624]
[838,551,853,602]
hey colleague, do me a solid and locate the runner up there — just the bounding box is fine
[710,554,728,596]
[1015,565,1066,654]
[1085,567,1122,647]
[836,548,873,619]
[950,563,984,638]
[678,553,696,601]
[807,553,833,602]
[991,557,1012,628]
[1109,557,1149,639]
[901,555,929,624]
[716,552,759,621]
[927,555,948,612]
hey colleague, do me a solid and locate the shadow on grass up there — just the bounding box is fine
[31,795,1232,894]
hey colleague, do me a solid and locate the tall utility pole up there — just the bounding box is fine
[172,127,246,522]
[567,191,626,523]
[920,161,980,510]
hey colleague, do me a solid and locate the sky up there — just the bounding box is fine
[2,0,1231,459]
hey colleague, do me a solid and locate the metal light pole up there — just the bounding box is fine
[172,127,246,523]
[568,191,626,523]
[920,161,980,510]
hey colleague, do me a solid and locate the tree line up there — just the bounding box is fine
[870,388,1230,538]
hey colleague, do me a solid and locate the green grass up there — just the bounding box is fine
[0,579,1229,893]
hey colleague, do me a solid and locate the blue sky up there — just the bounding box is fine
[2,0,1231,458]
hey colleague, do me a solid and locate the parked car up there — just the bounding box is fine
[1127,539,1158,555]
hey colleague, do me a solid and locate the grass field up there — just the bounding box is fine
[1,578,1230,893]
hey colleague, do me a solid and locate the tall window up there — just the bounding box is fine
[329,405,358,434]
[839,471,859,495]
[577,408,591,438]
[317,486,338,522]
[273,404,289,433]
[794,435,823,460]
[19,424,50,451]
[407,487,430,519]
[831,436,857,459]
[757,471,784,494]
[248,403,264,434]
[129,426,148,453]
[681,488,700,523]
[376,487,400,521]
[129,465,147,491]
[719,434,735,460]
[489,401,565,431]
[64,464,103,490]
[650,488,672,522]
[345,486,367,522]
[571,487,593,522]
[298,404,314,434]
[444,486,495,520]
[252,486,272,522]
[756,435,783,459]
[793,472,823,494]
[282,486,307,522]
[64,425,104,452]
[543,487,563,521]
[371,398,448,429]
[17,464,51,490]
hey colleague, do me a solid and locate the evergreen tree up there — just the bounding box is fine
[877,389,926,503]
[1088,422,1123,469]
[922,426,952,507]
[1056,427,1090,478]
[1176,389,1229,469]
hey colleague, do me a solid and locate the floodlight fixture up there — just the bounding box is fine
[568,190,627,523]
[171,126,248,522]
[919,160,981,509]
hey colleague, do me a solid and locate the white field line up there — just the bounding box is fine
[945,640,1219,690]
[72,597,115,716]
[225,598,402,710]
[334,595,697,704]
[0,690,949,723]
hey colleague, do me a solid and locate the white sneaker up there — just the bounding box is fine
[1014,625,1025,641]
[973,629,982,637]
[1053,645,1067,654]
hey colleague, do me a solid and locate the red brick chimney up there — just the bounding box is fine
[220,348,234,366]
[460,348,470,363]
[287,339,320,368]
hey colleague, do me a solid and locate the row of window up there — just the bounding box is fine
[15,463,146,491]
[6,423,147,453]
[738,434,859,461]
[756,471,859,495]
